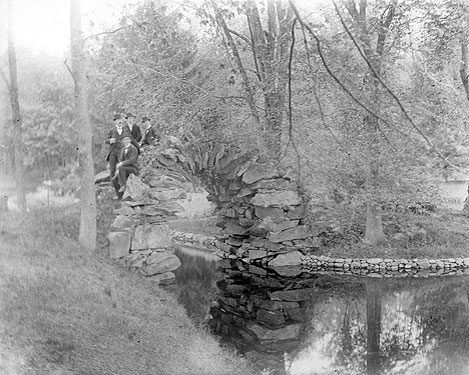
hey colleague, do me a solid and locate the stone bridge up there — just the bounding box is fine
[107,138,319,282]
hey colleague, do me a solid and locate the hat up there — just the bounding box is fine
[121,135,132,140]
[141,116,150,122]
[113,113,122,120]
[125,112,136,119]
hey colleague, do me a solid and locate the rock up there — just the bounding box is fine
[258,217,299,232]
[250,178,295,190]
[113,206,134,216]
[248,249,268,260]
[248,323,301,341]
[122,253,145,268]
[142,206,167,216]
[269,288,315,301]
[108,231,131,258]
[268,226,311,243]
[271,266,303,277]
[248,264,268,275]
[147,271,176,284]
[123,174,149,201]
[220,208,237,218]
[286,204,307,220]
[142,252,181,275]
[224,221,248,235]
[148,189,187,201]
[286,308,307,322]
[111,215,137,230]
[259,300,300,310]
[131,224,172,250]
[268,251,303,267]
[256,309,286,326]
[250,190,301,208]
[242,164,279,185]
[254,207,285,221]
[157,201,185,214]
[95,170,110,184]
[237,187,256,198]
[148,174,185,189]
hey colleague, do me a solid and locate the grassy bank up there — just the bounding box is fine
[0,207,258,375]
[318,209,469,260]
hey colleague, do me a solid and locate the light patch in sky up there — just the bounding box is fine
[12,0,70,55]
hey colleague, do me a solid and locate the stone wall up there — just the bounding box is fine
[106,170,193,284]
[137,140,323,267]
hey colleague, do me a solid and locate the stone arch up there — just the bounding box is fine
[137,138,316,263]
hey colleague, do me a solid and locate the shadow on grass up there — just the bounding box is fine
[0,205,259,375]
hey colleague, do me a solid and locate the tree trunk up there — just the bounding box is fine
[70,0,97,251]
[345,0,396,244]
[0,195,8,212]
[366,279,383,375]
[7,0,27,212]
[459,6,469,215]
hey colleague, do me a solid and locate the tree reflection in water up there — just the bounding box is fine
[167,247,469,375]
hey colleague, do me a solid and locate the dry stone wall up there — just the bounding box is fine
[138,140,321,265]
[108,139,469,280]
[106,170,194,284]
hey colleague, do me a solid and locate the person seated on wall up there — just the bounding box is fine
[115,135,139,194]
[106,113,131,198]
[140,116,161,147]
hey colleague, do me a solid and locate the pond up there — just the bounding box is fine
[164,245,469,375]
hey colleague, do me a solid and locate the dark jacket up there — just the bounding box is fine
[127,124,142,152]
[118,144,139,170]
[105,127,131,161]
[141,125,161,146]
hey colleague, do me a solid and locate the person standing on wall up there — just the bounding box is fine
[125,112,142,152]
[116,135,139,194]
[105,113,130,198]
[140,116,161,147]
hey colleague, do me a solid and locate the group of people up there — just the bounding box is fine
[105,112,160,199]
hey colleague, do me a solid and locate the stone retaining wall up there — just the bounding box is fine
[171,231,469,278]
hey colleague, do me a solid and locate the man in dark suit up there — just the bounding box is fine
[116,135,139,193]
[105,114,130,197]
[125,112,142,152]
[140,116,161,147]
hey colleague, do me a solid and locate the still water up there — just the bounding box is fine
[165,246,469,375]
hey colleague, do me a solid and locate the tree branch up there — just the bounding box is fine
[282,18,301,174]
[83,27,127,42]
[226,28,252,46]
[332,0,467,173]
[289,1,394,148]
[63,59,77,86]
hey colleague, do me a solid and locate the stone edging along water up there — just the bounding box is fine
[170,231,469,278]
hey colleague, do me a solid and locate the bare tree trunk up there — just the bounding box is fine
[70,0,97,250]
[366,279,383,375]
[345,0,396,244]
[459,5,469,215]
[7,0,27,212]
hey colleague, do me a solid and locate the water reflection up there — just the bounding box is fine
[169,246,469,375]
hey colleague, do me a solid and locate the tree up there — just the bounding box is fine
[339,0,398,245]
[7,0,27,212]
[70,0,97,250]
[205,0,295,157]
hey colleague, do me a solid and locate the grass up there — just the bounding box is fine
[0,206,259,375]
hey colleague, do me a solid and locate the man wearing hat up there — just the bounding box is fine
[116,135,139,194]
[105,113,131,197]
[140,116,161,147]
[125,112,142,152]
